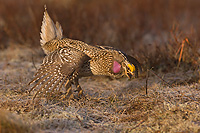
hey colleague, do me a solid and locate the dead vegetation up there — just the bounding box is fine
[0,109,34,133]
[0,0,200,132]
[0,48,199,132]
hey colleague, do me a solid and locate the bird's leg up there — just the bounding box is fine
[62,79,74,99]
[74,78,84,97]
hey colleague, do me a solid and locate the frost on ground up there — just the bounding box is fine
[0,47,200,132]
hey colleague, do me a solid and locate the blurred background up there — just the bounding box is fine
[0,0,200,71]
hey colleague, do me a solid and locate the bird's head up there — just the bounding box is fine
[111,51,142,79]
[96,46,141,79]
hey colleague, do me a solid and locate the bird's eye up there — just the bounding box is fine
[113,61,121,73]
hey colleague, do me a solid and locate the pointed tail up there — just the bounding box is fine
[40,6,63,54]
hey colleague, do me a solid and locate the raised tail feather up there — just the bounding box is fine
[40,6,63,54]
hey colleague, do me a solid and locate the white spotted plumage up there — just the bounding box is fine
[28,8,141,100]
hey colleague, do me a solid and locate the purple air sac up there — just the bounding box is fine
[113,61,121,73]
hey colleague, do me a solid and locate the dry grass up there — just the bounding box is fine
[0,0,200,132]
[0,109,34,133]
[0,48,200,132]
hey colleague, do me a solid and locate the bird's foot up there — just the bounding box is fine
[74,89,85,99]
[60,87,74,100]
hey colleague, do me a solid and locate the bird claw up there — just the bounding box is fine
[78,89,85,98]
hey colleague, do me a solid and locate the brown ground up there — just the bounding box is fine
[0,47,199,132]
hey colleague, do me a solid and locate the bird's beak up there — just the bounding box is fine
[126,64,135,79]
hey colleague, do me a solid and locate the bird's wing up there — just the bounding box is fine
[28,47,89,99]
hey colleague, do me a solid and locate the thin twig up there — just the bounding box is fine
[149,70,173,88]
[76,115,83,126]
[31,53,37,70]
[130,119,145,130]
[177,40,185,68]
[185,38,200,57]
[145,69,149,95]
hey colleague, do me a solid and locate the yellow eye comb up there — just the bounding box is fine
[127,64,135,72]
